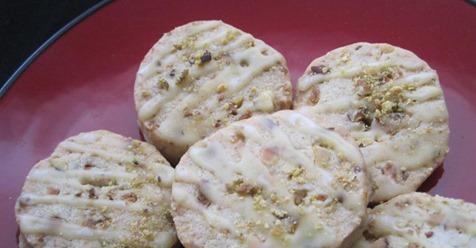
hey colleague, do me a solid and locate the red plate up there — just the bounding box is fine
[1,0,475,246]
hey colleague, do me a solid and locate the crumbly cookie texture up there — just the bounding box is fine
[295,42,449,202]
[15,130,177,248]
[19,233,31,248]
[172,110,370,248]
[352,192,476,248]
[134,20,292,164]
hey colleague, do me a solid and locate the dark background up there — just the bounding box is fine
[0,0,101,89]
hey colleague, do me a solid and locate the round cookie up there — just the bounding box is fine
[19,233,31,248]
[295,42,449,202]
[15,130,177,248]
[172,110,370,248]
[134,20,292,164]
[352,192,476,248]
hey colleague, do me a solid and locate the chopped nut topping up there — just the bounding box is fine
[231,130,245,143]
[83,218,99,229]
[81,177,117,187]
[380,162,408,182]
[239,110,252,120]
[106,190,115,200]
[200,50,212,64]
[312,143,332,167]
[143,120,154,130]
[317,140,334,150]
[141,90,151,97]
[216,83,227,93]
[270,225,284,236]
[50,215,62,222]
[309,88,320,104]
[427,213,444,226]
[239,60,249,67]
[255,91,274,112]
[233,96,244,108]
[157,78,169,90]
[403,83,416,91]
[175,69,190,89]
[293,189,308,205]
[173,43,183,51]
[183,108,193,117]
[227,178,261,196]
[47,187,60,195]
[253,195,267,210]
[213,119,222,128]
[282,216,299,234]
[271,208,288,219]
[314,194,328,202]
[336,167,357,190]
[197,190,211,206]
[121,192,138,203]
[50,158,67,171]
[221,31,238,45]
[290,167,304,178]
[353,67,407,127]
[310,65,330,74]
[250,87,258,96]
[341,52,350,63]
[131,176,161,188]
[84,163,94,170]
[348,109,373,127]
[223,103,230,110]
[260,147,279,165]
[169,69,176,77]
[88,188,98,199]
[174,35,197,53]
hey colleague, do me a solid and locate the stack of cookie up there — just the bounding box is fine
[15,21,475,248]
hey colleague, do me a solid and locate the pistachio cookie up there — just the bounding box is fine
[134,20,292,164]
[352,192,476,248]
[15,130,176,248]
[172,110,370,248]
[295,42,449,202]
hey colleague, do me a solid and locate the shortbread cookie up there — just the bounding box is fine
[353,192,476,248]
[172,110,370,248]
[134,20,292,164]
[15,130,177,248]
[295,42,449,202]
[19,233,31,248]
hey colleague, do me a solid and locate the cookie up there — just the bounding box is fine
[15,130,177,248]
[18,233,31,248]
[295,42,449,202]
[352,192,476,248]
[134,20,292,164]
[172,110,370,248]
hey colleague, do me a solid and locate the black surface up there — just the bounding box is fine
[0,0,102,90]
